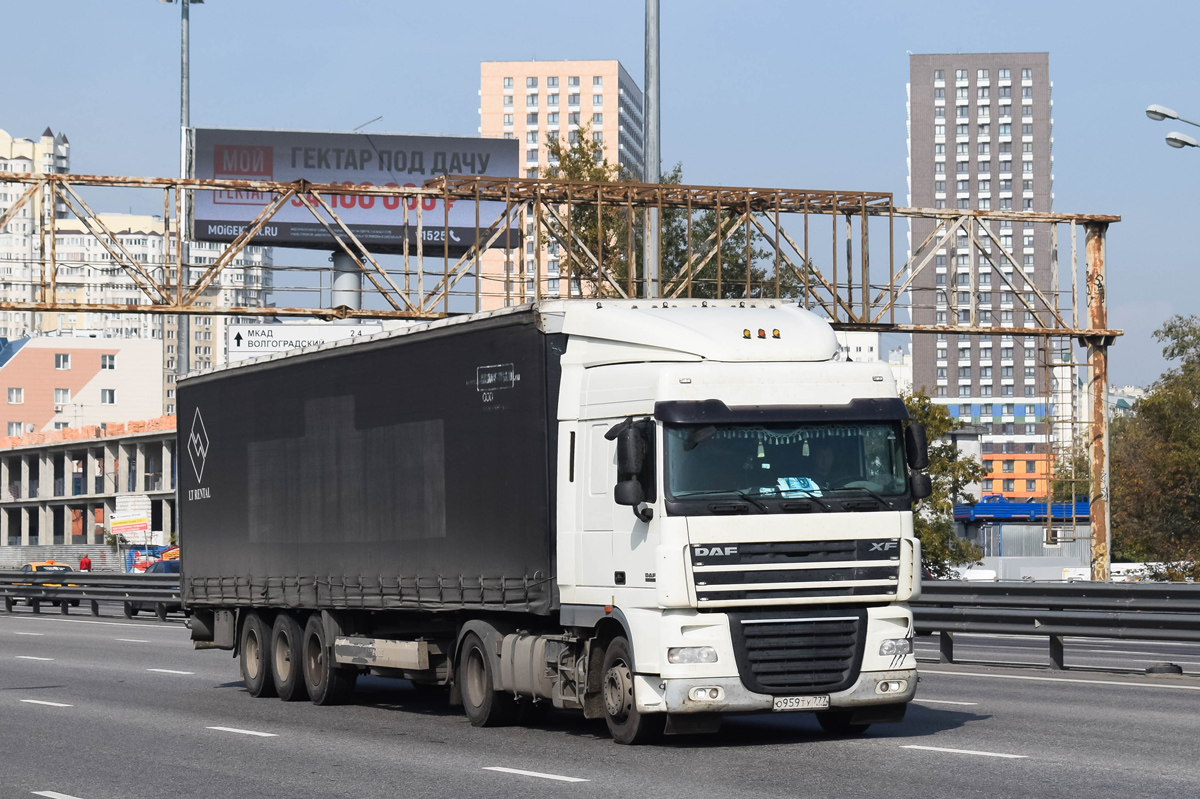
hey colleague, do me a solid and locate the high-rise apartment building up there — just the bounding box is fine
[907,53,1063,500]
[1,128,273,416]
[479,60,644,306]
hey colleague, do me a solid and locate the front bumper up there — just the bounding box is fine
[633,668,917,715]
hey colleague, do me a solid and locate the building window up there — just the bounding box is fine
[998,69,1010,80]
[592,113,603,125]
[593,131,603,143]
[592,94,603,108]
[547,77,558,88]
[503,114,513,126]
[548,94,558,107]
[526,94,538,107]
[593,76,603,87]
[7,388,22,404]
[7,422,22,436]
[955,69,967,80]
[55,353,70,370]
[503,96,513,108]
[526,113,538,125]
[934,69,944,81]
[526,77,538,88]
[100,389,115,405]
[1003,479,1015,492]
[978,86,990,98]
[568,76,579,87]
[568,93,580,106]
[101,354,116,370]
[956,105,968,117]
[526,148,538,162]
[503,77,513,89]
[54,388,70,405]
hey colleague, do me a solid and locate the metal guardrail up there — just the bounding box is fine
[912,580,1200,670]
[0,570,181,618]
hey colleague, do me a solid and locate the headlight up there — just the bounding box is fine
[667,646,718,664]
[879,638,913,656]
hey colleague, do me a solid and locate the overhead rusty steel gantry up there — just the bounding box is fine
[0,171,1121,579]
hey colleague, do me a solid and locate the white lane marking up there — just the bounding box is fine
[16,656,54,661]
[12,632,45,636]
[146,668,194,675]
[913,698,979,706]
[116,638,151,643]
[11,616,175,630]
[20,700,73,707]
[902,744,1027,759]
[32,791,85,799]
[483,767,589,783]
[922,669,1200,691]
[207,726,277,738]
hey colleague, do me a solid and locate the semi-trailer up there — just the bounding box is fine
[180,299,928,743]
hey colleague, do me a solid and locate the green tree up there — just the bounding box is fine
[542,126,635,296]
[1049,440,1091,503]
[1111,314,1200,576]
[903,390,986,577]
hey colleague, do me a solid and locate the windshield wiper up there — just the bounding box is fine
[673,488,769,512]
[757,485,832,512]
[826,484,893,507]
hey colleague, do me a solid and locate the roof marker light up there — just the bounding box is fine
[743,329,751,339]
[772,329,781,339]
[757,329,766,339]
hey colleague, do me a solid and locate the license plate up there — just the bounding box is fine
[772,695,830,712]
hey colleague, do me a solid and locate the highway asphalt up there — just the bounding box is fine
[2,605,1199,799]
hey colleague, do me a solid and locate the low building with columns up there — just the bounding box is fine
[0,417,175,553]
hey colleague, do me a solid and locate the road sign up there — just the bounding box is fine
[226,323,385,363]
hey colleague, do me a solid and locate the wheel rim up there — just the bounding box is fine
[464,646,488,708]
[245,628,262,680]
[305,632,323,683]
[603,659,633,722]
[275,631,292,682]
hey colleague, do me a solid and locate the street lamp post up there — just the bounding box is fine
[1146,103,1200,149]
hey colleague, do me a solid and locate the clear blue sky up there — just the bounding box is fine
[4,0,1196,386]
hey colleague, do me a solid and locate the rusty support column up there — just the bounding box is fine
[1085,222,1110,582]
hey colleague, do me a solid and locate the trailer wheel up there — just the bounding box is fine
[240,611,278,698]
[601,636,663,745]
[302,614,356,705]
[271,613,309,702]
[123,602,137,618]
[457,632,517,727]
[816,711,870,736]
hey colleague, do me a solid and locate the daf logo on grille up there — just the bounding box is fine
[869,541,899,552]
[694,546,738,557]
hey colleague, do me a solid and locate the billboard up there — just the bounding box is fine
[188,128,520,254]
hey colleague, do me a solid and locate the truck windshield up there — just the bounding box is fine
[665,421,909,512]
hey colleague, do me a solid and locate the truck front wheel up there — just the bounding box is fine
[302,614,356,705]
[240,611,278,698]
[457,632,517,727]
[271,613,309,702]
[601,636,663,745]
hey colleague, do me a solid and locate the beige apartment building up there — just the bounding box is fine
[478,60,644,307]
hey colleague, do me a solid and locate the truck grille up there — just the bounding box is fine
[728,609,867,696]
[690,539,901,607]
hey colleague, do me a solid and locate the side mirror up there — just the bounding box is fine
[614,479,645,507]
[905,423,930,471]
[910,472,932,500]
[616,427,645,475]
